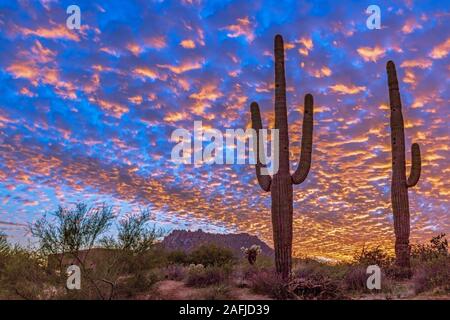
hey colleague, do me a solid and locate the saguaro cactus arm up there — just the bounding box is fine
[250,102,272,192]
[407,143,421,188]
[292,94,314,185]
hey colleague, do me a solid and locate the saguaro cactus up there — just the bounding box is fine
[250,35,314,280]
[386,60,421,271]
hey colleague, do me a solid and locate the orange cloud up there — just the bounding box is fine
[128,96,143,105]
[164,112,189,122]
[31,40,56,63]
[403,69,416,85]
[311,66,332,78]
[189,84,223,101]
[145,36,167,49]
[329,83,366,95]
[400,58,432,69]
[157,59,203,74]
[17,25,80,41]
[298,37,313,50]
[180,39,196,49]
[100,47,121,57]
[19,87,36,97]
[401,18,422,34]
[357,46,386,62]
[126,43,143,55]
[133,67,158,80]
[96,99,129,118]
[429,38,450,59]
[297,37,313,56]
[7,62,39,82]
[222,17,255,42]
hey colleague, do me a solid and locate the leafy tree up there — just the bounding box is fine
[100,208,163,253]
[31,202,115,259]
[30,202,116,299]
[0,232,9,255]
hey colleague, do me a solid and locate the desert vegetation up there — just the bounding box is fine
[0,202,448,300]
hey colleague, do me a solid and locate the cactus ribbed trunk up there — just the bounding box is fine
[250,35,314,280]
[386,61,421,272]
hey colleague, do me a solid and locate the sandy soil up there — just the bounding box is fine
[136,280,449,300]
[150,280,271,300]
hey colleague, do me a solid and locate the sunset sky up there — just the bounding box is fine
[0,0,448,261]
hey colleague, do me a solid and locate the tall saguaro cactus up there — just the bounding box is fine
[250,35,314,280]
[386,60,421,271]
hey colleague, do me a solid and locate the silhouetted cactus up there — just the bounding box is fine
[250,35,314,280]
[386,60,421,272]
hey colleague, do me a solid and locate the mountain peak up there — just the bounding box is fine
[161,229,274,257]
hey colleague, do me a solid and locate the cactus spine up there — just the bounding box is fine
[386,60,421,271]
[250,35,314,280]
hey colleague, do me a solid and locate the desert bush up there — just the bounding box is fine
[100,209,164,254]
[290,275,345,300]
[200,285,234,300]
[246,268,292,300]
[291,261,348,299]
[0,247,58,299]
[293,260,349,281]
[162,264,186,281]
[28,203,170,299]
[342,266,367,292]
[185,264,231,288]
[252,254,274,268]
[411,233,448,263]
[29,202,121,299]
[166,250,189,265]
[114,269,161,298]
[412,256,450,294]
[189,244,235,267]
[99,209,167,273]
[353,245,393,269]
[31,203,115,260]
[342,265,395,293]
[0,232,9,256]
[0,232,10,279]
[111,247,167,275]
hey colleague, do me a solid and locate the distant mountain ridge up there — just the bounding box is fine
[161,229,274,257]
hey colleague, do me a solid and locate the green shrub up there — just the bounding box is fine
[293,260,349,281]
[115,269,161,298]
[185,264,231,288]
[167,250,189,265]
[413,256,450,294]
[290,276,345,300]
[162,264,186,281]
[0,248,58,299]
[200,285,234,300]
[0,232,9,256]
[246,268,292,300]
[353,246,393,269]
[189,244,235,267]
[411,233,448,263]
[343,266,370,292]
